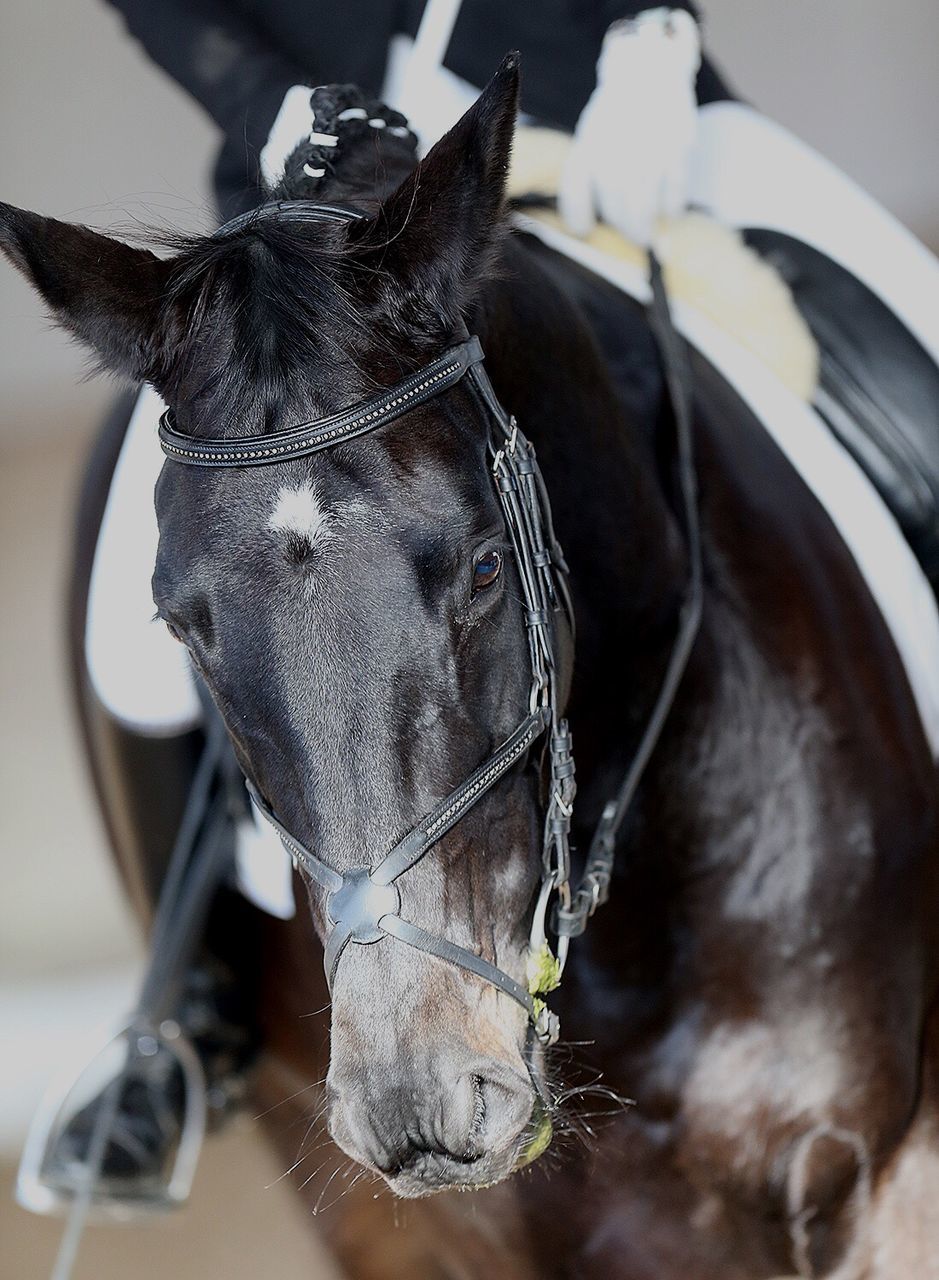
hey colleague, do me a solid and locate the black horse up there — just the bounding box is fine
[4,60,939,1278]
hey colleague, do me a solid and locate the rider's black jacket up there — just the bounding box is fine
[103,0,731,217]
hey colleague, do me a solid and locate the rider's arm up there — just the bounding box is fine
[600,3,730,104]
[559,4,722,245]
[104,0,405,208]
[102,0,336,177]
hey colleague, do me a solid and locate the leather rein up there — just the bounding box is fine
[158,200,702,1046]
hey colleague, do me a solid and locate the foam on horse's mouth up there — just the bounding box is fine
[380,1098,553,1199]
[513,1099,553,1169]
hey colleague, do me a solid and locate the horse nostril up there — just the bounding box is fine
[470,1074,486,1141]
[440,1071,482,1160]
[436,1073,486,1164]
[446,1067,532,1162]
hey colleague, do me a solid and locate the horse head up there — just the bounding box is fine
[0,58,581,1197]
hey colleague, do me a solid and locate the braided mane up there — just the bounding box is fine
[273,84,421,210]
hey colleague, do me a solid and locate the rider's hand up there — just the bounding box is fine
[559,8,702,247]
[260,84,317,190]
[260,84,416,192]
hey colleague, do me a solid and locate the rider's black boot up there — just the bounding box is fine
[42,888,261,1209]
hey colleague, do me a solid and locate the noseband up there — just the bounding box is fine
[158,200,701,1046]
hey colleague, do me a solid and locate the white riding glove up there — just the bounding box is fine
[559,8,702,247]
[260,84,318,190]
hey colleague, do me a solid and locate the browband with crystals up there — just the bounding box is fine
[159,337,486,467]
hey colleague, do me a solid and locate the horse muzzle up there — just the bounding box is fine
[326,1053,541,1197]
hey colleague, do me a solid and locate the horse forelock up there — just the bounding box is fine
[152,220,364,438]
[153,201,487,442]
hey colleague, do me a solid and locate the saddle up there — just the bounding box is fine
[745,230,939,585]
[510,105,939,597]
[508,109,939,754]
[687,101,939,592]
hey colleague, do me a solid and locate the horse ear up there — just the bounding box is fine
[0,201,176,385]
[352,53,520,331]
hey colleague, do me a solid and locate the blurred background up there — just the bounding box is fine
[2,1,938,1275]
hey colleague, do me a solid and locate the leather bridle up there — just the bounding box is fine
[158,200,702,1047]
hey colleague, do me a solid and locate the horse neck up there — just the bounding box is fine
[475,238,690,819]
[495,242,938,1071]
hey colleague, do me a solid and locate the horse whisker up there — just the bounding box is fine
[298,1002,333,1019]
[312,1158,351,1214]
[252,1074,328,1121]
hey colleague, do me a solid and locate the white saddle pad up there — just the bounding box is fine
[689,102,939,752]
[84,389,296,918]
[690,102,939,370]
[85,385,201,737]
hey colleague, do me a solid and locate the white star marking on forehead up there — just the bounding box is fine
[268,481,332,548]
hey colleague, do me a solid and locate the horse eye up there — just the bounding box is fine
[472,549,503,592]
[164,620,185,644]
